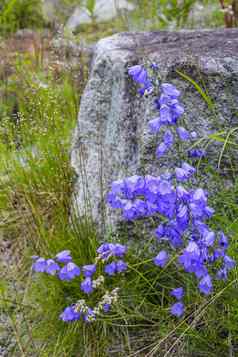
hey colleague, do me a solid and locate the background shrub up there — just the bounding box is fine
[0,0,44,36]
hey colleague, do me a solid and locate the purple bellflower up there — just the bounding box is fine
[60,306,81,322]
[224,255,236,270]
[58,262,81,281]
[104,262,117,276]
[170,287,184,300]
[198,274,213,295]
[81,277,94,294]
[82,264,97,278]
[218,232,228,249]
[177,127,190,141]
[116,260,128,273]
[32,257,47,273]
[45,259,60,275]
[55,250,72,264]
[128,65,147,84]
[170,302,184,318]
[154,251,169,267]
[103,304,111,312]
[188,149,206,158]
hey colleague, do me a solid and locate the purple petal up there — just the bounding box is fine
[153,251,169,267]
[170,287,184,300]
[177,127,190,141]
[170,302,184,317]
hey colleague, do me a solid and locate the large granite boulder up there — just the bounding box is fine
[71,29,238,228]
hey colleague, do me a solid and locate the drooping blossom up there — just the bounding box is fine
[153,251,169,267]
[170,302,184,317]
[58,262,81,281]
[81,277,94,294]
[170,287,184,300]
[55,250,72,264]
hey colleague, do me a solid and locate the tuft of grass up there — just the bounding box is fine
[0,55,93,355]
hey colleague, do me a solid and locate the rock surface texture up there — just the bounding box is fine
[71,29,238,227]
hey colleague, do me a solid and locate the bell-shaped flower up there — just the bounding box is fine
[223,255,236,271]
[216,268,228,281]
[198,274,213,295]
[182,162,196,177]
[82,264,97,278]
[170,287,184,300]
[112,244,127,258]
[128,65,148,84]
[175,162,195,182]
[116,260,128,273]
[60,306,81,322]
[83,308,96,322]
[153,250,169,267]
[46,259,60,275]
[32,257,47,273]
[163,221,183,248]
[170,302,184,317]
[155,224,165,241]
[58,262,81,281]
[176,204,189,231]
[55,250,72,264]
[203,231,215,247]
[138,80,153,96]
[163,129,174,147]
[148,117,162,133]
[104,262,117,276]
[161,83,180,98]
[175,168,188,182]
[177,127,190,141]
[176,185,190,201]
[97,243,127,260]
[218,232,229,250]
[156,142,169,158]
[111,179,124,195]
[188,149,206,158]
[179,241,200,272]
[103,304,111,313]
[124,175,145,197]
[193,263,208,279]
[81,277,94,294]
[97,243,114,259]
[107,192,125,209]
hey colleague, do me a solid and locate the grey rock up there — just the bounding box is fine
[71,29,238,228]
[66,0,135,31]
[186,2,221,29]
[66,7,92,29]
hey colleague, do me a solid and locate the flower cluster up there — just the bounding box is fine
[60,288,120,323]
[31,63,235,324]
[129,64,205,160]
[32,244,127,323]
[106,64,236,318]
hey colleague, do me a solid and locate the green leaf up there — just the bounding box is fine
[86,0,96,15]
[176,69,214,110]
